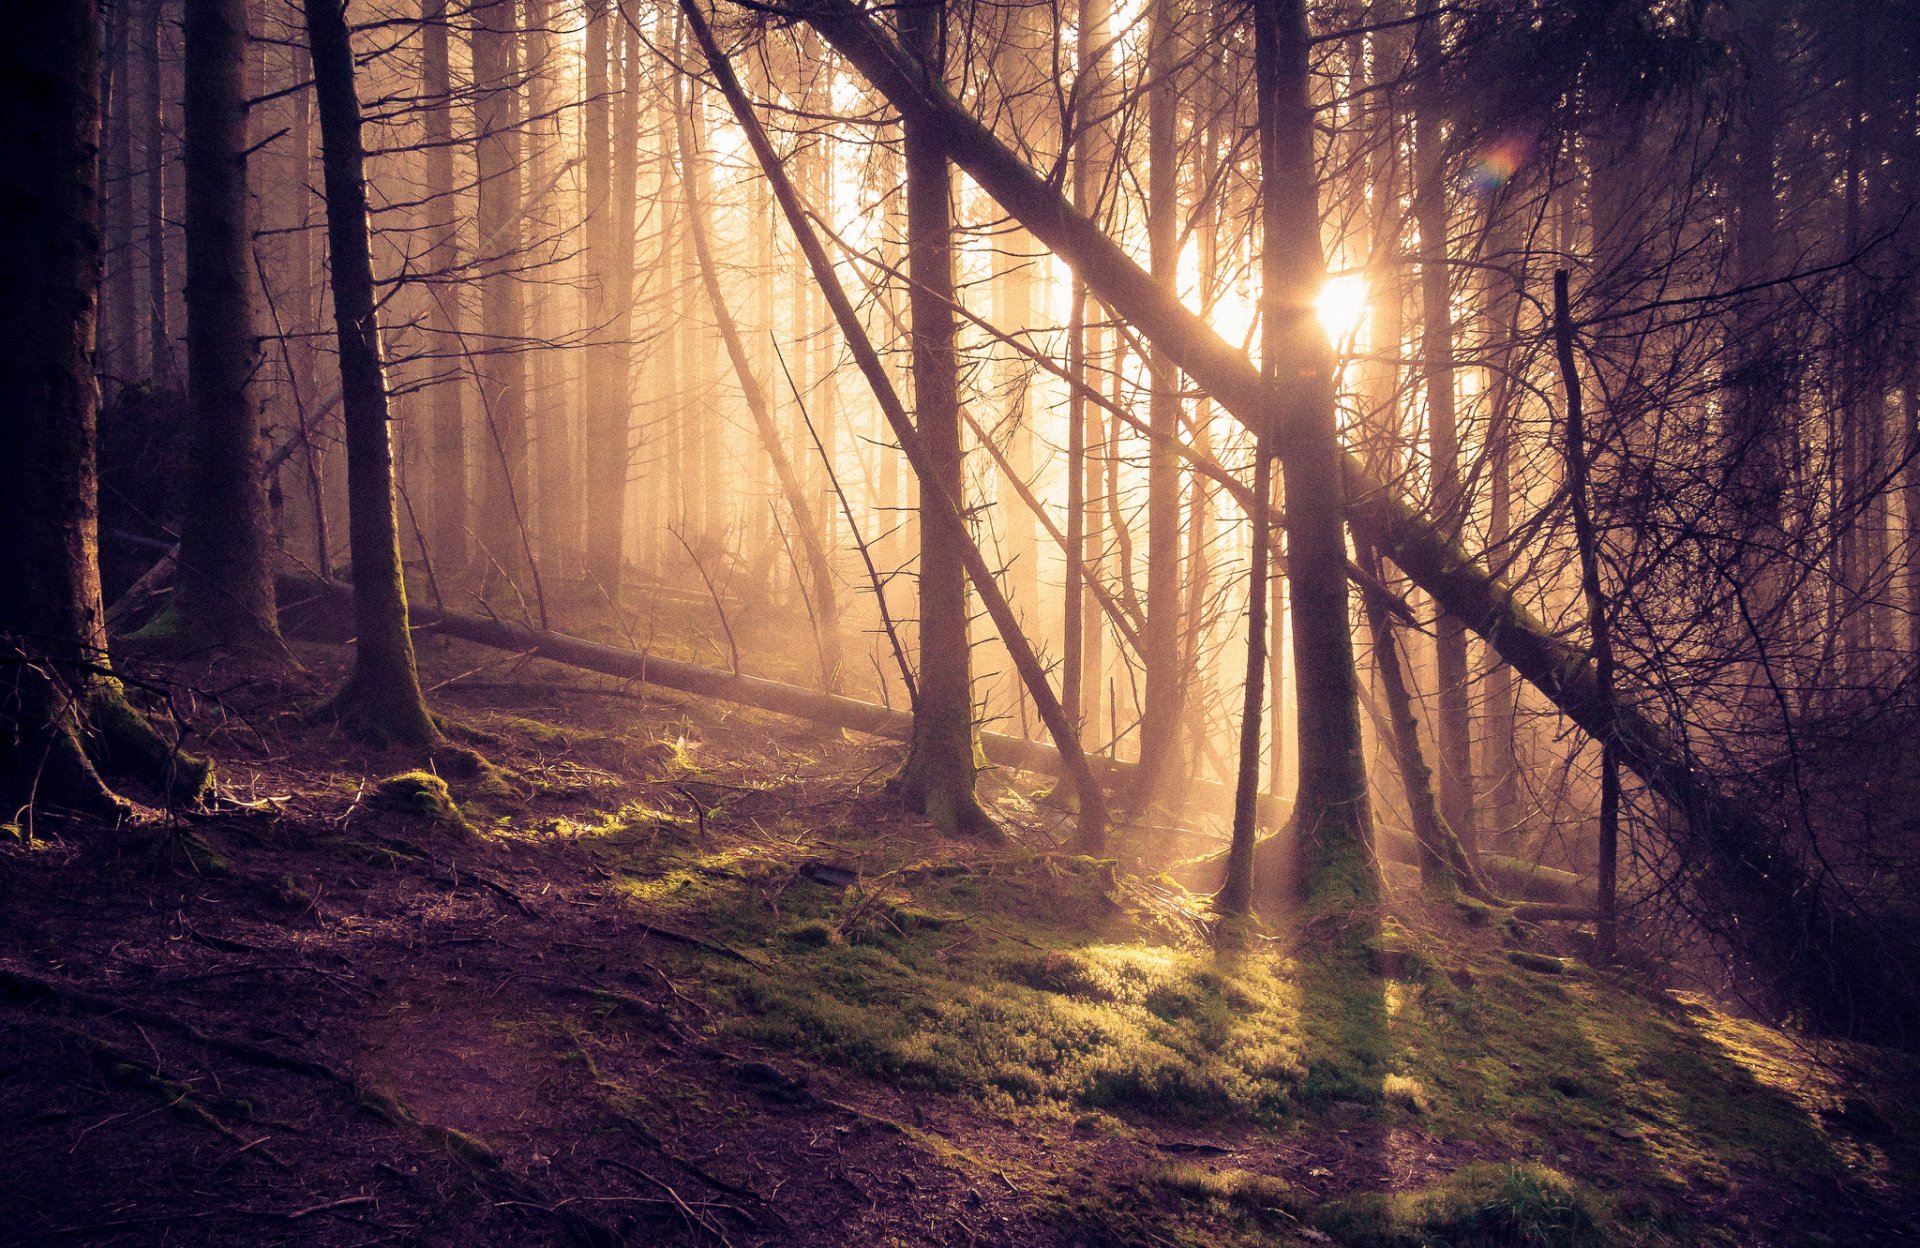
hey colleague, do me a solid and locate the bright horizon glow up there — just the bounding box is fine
[1315,274,1369,341]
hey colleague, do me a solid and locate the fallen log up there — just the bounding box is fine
[278,574,1286,828]
[783,0,1918,1045]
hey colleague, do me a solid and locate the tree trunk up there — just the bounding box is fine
[685,0,1109,847]
[1412,5,1475,858]
[526,0,572,577]
[303,0,438,749]
[1135,0,1185,810]
[676,68,844,692]
[891,0,994,838]
[141,0,173,385]
[0,0,209,819]
[421,0,466,576]
[580,0,626,600]
[1257,0,1376,910]
[473,0,532,599]
[140,0,282,655]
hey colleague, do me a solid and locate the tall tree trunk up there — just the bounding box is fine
[677,66,844,692]
[304,0,437,749]
[580,0,626,599]
[0,0,210,818]
[526,0,572,576]
[141,0,173,385]
[891,0,995,838]
[421,0,466,575]
[142,0,282,654]
[1479,205,1525,848]
[105,0,140,389]
[1412,4,1474,857]
[1135,0,1185,808]
[1065,0,1113,748]
[473,0,532,599]
[1258,0,1376,910]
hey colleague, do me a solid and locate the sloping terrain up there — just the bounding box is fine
[2,638,1915,1247]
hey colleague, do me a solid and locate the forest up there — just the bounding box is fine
[2,0,1918,1242]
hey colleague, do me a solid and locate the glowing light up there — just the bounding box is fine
[1315,274,1369,341]
[1469,133,1531,194]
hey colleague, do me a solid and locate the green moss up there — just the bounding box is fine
[1318,1163,1603,1248]
[1144,1162,1297,1211]
[371,770,469,833]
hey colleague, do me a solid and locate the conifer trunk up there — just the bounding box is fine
[303,0,438,748]
[150,0,282,654]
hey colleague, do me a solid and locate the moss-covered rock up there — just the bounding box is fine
[370,770,469,833]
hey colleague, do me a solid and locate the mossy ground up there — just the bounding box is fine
[1,630,1914,1247]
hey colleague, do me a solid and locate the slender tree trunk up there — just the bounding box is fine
[1480,211,1524,849]
[526,0,572,576]
[1066,0,1113,748]
[0,0,209,817]
[1412,5,1474,857]
[677,69,844,691]
[304,0,437,749]
[142,0,173,385]
[473,0,531,598]
[106,0,140,389]
[421,0,466,575]
[1136,0,1185,808]
[890,0,994,838]
[144,0,282,654]
[580,0,626,599]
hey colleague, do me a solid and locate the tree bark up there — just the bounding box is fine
[1412,4,1475,857]
[580,0,627,600]
[144,0,282,654]
[891,0,994,839]
[421,0,467,576]
[473,0,532,598]
[1135,0,1185,810]
[303,0,438,749]
[0,0,210,819]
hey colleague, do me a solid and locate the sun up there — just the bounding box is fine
[1315,274,1369,342]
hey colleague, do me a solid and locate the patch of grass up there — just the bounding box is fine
[1144,1161,1296,1210]
[1318,1162,1603,1248]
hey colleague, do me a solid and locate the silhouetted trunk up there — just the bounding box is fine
[1412,4,1474,857]
[580,0,626,599]
[473,0,532,598]
[685,0,1109,847]
[145,0,282,654]
[526,0,572,576]
[1064,0,1113,748]
[303,0,438,749]
[891,0,993,838]
[1555,271,1618,957]
[676,69,844,691]
[420,0,466,575]
[0,0,209,818]
[141,0,173,385]
[1135,0,1184,809]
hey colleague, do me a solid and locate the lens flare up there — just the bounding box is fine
[1315,274,1369,340]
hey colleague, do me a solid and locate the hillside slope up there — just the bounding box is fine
[2,640,1914,1247]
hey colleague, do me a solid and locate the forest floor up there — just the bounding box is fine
[3,618,1918,1248]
